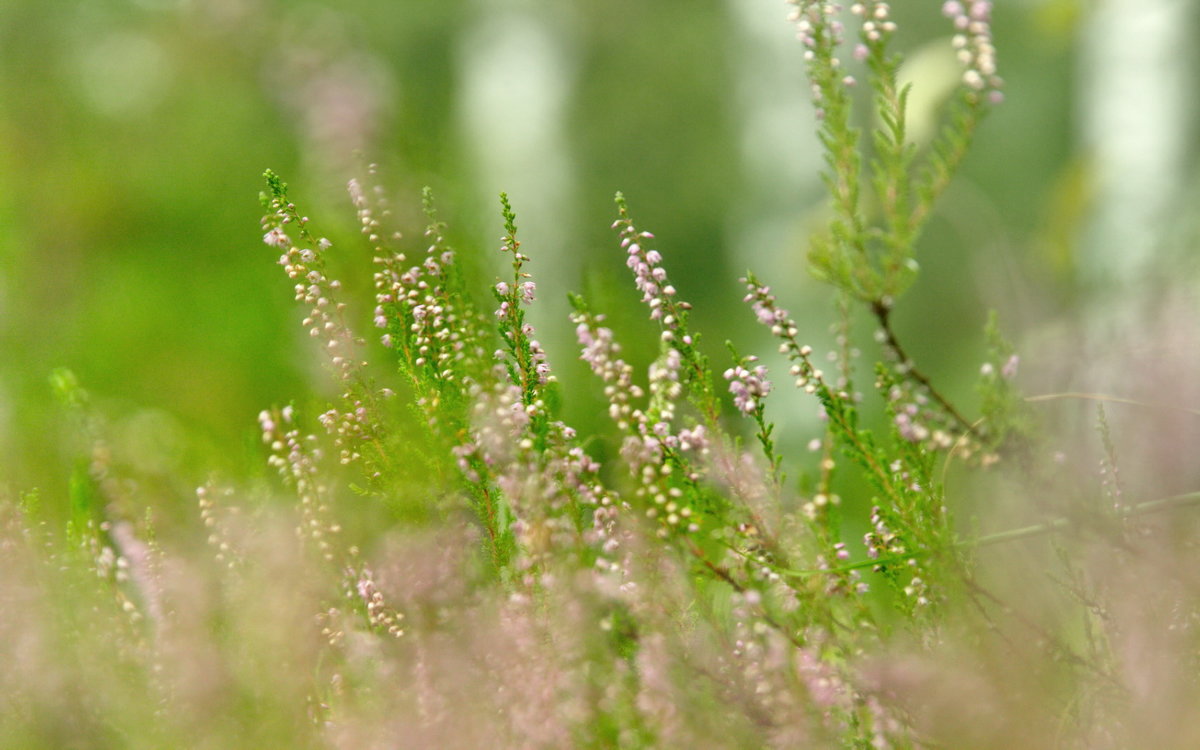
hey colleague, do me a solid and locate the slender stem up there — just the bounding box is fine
[775,491,1200,579]
[684,538,804,649]
[1025,391,1200,418]
[872,300,976,435]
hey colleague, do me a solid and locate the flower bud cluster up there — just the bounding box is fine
[942,1,1002,98]
[263,195,387,468]
[883,378,958,454]
[197,483,240,569]
[724,358,772,415]
[468,376,532,466]
[647,347,683,423]
[729,595,806,719]
[612,212,691,344]
[863,505,902,563]
[624,445,698,537]
[741,277,827,395]
[850,2,896,42]
[265,222,361,384]
[355,567,405,638]
[865,505,931,607]
[787,2,845,55]
[318,399,373,465]
[786,2,856,108]
[349,170,405,258]
[452,367,618,575]
[816,543,869,597]
[364,186,475,388]
[848,1,898,89]
[573,308,703,537]
[259,406,340,562]
[573,312,643,432]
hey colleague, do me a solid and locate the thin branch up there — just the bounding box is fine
[872,299,976,435]
[1025,391,1200,418]
[775,490,1200,579]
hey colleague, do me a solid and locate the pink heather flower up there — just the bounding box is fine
[520,281,536,304]
[677,424,709,454]
[724,359,772,414]
[614,211,684,329]
[263,227,290,248]
[1001,353,1019,380]
[943,0,1000,93]
[347,178,366,208]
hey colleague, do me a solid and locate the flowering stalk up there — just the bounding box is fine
[613,194,720,430]
[723,346,782,487]
[492,193,554,441]
[262,170,393,475]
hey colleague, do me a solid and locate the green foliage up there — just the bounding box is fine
[4,4,1200,749]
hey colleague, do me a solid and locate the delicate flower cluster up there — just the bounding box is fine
[849,2,898,87]
[259,406,341,562]
[634,464,698,537]
[647,347,683,423]
[980,353,1019,381]
[612,210,689,343]
[850,2,896,42]
[902,572,928,607]
[724,358,772,415]
[261,183,357,377]
[786,1,854,107]
[349,169,404,258]
[864,506,902,562]
[448,358,623,579]
[864,505,930,608]
[197,483,240,569]
[885,384,947,447]
[468,376,532,464]
[573,311,643,431]
[267,227,360,383]
[365,184,476,389]
[942,1,1002,98]
[814,542,869,597]
[572,306,702,537]
[787,2,845,55]
[728,594,809,731]
[317,401,374,465]
[741,277,831,396]
[496,280,537,305]
[263,182,390,468]
[354,567,405,638]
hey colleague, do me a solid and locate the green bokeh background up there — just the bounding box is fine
[1,0,1195,504]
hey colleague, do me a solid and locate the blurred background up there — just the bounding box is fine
[1,0,1198,505]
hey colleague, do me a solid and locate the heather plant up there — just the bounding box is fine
[6,3,1200,749]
